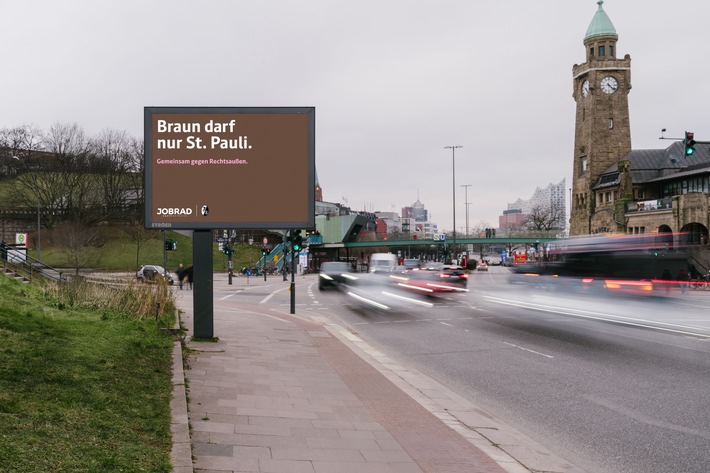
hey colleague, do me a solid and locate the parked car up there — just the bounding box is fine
[318,261,354,290]
[137,265,174,285]
[477,262,489,271]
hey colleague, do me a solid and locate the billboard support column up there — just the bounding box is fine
[193,229,214,338]
[290,230,296,314]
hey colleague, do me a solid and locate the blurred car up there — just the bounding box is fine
[137,265,174,285]
[477,262,489,271]
[339,271,435,312]
[369,253,398,273]
[318,261,355,290]
[401,258,421,270]
[399,263,469,294]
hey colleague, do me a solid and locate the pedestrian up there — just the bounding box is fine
[176,263,185,289]
[186,264,194,289]
[660,268,672,293]
[677,267,689,294]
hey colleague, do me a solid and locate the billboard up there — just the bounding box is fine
[144,107,315,230]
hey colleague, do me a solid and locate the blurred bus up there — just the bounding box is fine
[510,233,691,295]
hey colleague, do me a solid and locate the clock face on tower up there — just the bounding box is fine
[600,76,618,94]
[582,80,590,97]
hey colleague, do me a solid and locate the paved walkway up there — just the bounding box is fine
[168,274,574,473]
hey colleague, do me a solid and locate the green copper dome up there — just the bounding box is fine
[584,0,617,41]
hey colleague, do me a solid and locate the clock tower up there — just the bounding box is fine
[570,0,632,235]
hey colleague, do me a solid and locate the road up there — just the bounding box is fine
[295,266,710,473]
[185,267,710,472]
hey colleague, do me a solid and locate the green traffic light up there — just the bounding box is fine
[291,229,303,252]
[684,131,696,156]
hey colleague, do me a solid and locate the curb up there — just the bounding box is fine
[170,340,192,473]
[169,309,193,473]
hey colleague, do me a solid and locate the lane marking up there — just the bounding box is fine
[484,295,710,339]
[503,342,554,359]
[260,286,288,304]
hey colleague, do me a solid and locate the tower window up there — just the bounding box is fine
[580,156,588,176]
[590,47,594,58]
[599,46,605,57]
[609,45,614,57]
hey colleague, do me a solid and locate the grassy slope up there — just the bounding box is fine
[32,229,263,273]
[0,276,174,472]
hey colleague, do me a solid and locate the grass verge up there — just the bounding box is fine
[0,275,176,472]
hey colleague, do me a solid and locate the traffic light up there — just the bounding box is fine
[223,243,231,255]
[292,230,303,252]
[261,246,267,256]
[684,131,696,156]
[165,239,177,251]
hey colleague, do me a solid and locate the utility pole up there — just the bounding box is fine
[461,184,471,237]
[445,145,462,262]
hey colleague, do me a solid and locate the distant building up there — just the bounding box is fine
[402,199,428,223]
[503,179,567,231]
[401,198,438,239]
[375,211,402,235]
[499,209,525,232]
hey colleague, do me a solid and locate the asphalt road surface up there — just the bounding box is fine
[302,266,710,473]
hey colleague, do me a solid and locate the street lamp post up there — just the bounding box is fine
[445,146,462,262]
[12,156,40,262]
[461,184,471,237]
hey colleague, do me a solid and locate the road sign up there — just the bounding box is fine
[216,237,228,243]
[263,237,268,245]
[438,234,446,241]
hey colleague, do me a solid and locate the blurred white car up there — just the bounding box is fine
[136,265,174,285]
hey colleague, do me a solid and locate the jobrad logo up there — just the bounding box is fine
[156,208,193,216]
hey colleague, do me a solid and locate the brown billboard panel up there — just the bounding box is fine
[144,107,315,230]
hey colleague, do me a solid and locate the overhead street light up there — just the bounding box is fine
[444,146,462,260]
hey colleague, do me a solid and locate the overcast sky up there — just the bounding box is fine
[2,1,709,233]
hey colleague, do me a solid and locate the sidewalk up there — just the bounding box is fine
[168,274,568,473]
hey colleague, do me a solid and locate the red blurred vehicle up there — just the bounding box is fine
[396,263,469,295]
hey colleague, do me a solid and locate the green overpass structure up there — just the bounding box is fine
[337,237,560,249]
[307,213,563,269]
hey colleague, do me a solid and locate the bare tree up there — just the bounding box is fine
[524,202,566,236]
[43,122,95,225]
[89,130,144,225]
[0,124,44,161]
[52,220,103,276]
[3,125,67,231]
[124,223,159,267]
